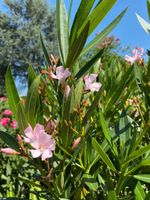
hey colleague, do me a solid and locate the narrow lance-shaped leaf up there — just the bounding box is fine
[70,0,95,45]
[40,33,51,66]
[147,0,150,21]
[134,181,146,200]
[82,174,99,191]
[124,145,150,164]
[82,89,102,126]
[133,174,150,183]
[56,0,69,65]
[78,0,117,37]
[105,66,134,114]
[25,75,41,127]
[99,110,118,156]
[136,13,150,35]
[92,138,117,172]
[17,101,28,133]
[66,21,90,68]
[5,66,20,118]
[28,65,36,87]
[80,8,127,57]
[0,131,19,151]
[75,49,104,80]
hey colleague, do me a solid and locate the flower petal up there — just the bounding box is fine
[41,149,53,160]
[30,149,42,158]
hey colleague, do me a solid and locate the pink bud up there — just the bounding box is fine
[65,85,71,99]
[0,148,20,155]
[71,137,81,150]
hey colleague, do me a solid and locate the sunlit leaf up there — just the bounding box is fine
[133,174,150,183]
[5,66,20,118]
[56,0,69,65]
[92,138,117,172]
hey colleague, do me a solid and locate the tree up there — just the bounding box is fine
[0,0,58,95]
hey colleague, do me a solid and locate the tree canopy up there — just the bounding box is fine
[0,0,58,94]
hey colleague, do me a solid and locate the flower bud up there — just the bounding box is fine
[71,137,81,150]
[0,148,20,155]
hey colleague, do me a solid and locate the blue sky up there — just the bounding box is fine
[0,0,149,52]
[50,0,150,53]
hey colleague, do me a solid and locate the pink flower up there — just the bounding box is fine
[50,66,71,85]
[84,74,102,92]
[10,120,17,129]
[24,124,55,160]
[65,84,71,99]
[3,109,12,116]
[125,47,144,65]
[0,96,7,101]
[0,148,20,155]
[0,117,10,127]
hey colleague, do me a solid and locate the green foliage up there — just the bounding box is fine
[1,0,150,199]
[0,0,57,94]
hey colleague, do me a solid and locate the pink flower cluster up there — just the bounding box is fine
[125,48,144,65]
[24,124,55,160]
[0,108,17,129]
[49,66,102,95]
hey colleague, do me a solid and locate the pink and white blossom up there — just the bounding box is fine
[3,109,12,116]
[125,47,144,65]
[84,74,102,92]
[50,66,71,85]
[24,124,55,160]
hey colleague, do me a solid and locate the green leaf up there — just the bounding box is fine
[5,66,20,118]
[124,145,150,164]
[79,0,117,37]
[70,0,95,45]
[133,174,150,183]
[56,0,69,65]
[134,181,146,200]
[0,131,19,151]
[105,66,134,114]
[28,65,36,87]
[108,190,117,200]
[75,49,104,80]
[40,33,51,66]
[99,110,118,156]
[70,79,83,111]
[115,110,131,160]
[17,101,28,133]
[66,21,90,68]
[82,90,102,126]
[125,160,150,176]
[82,174,99,191]
[25,75,41,127]
[81,8,127,56]
[147,0,150,21]
[136,13,150,34]
[92,138,117,172]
